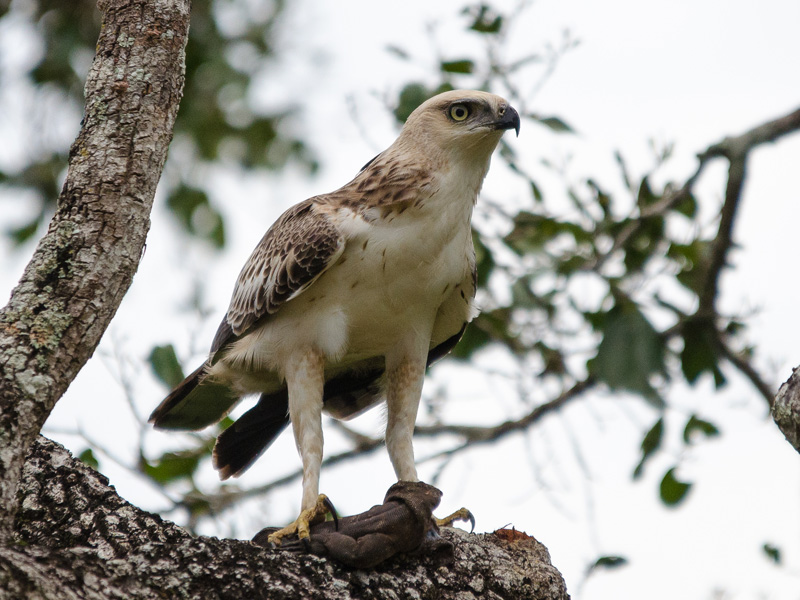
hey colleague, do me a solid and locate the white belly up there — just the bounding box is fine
[212,196,476,395]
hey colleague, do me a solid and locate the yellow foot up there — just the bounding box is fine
[435,507,475,532]
[267,494,337,547]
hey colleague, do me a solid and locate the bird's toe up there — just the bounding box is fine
[434,507,475,533]
[267,493,336,547]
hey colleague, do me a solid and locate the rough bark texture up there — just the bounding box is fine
[0,0,190,536]
[2,437,569,600]
[774,367,800,454]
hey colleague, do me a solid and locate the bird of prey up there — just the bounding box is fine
[150,89,520,545]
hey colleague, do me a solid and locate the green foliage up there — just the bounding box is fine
[463,4,504,34]
[78,448,100,470]
[634,413,719,496]
[659,467,692,506]
[668,239,710,294]
[531,115,574,134]
[440,59,475,74]
[681,317,726,387]
[148,344,186,390]
[8,215,45,246]
[588,555,629,572]
[0,2,99,245]
[141,445,209,486]
[450,318,492,360]
[683,414,720,444]
[633,418,663,479]
[450,307,523,359]
[166,185,226,248]
[589,301,666,404]
[763,543,782,565]
[0,0,315,249]
[393,82,455,124]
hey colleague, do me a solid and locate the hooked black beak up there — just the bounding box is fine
[492,105,521,137]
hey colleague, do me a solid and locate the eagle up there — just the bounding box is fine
[150,89,520,544]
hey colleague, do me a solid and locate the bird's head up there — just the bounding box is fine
[399,89,520,163]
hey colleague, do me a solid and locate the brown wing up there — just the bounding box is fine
[211,199,345,353]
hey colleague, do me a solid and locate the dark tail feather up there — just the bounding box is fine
[211,367,385,479]
[149,365,205,429]
[213,390,290,480]
[150,364,240,431]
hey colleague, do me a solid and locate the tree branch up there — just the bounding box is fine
[774,368,800,454]
[6,437,569,600]
[0,0,189,536]
[697,155,746,316]
[589,106,800,276]
[701,107,800,160]
[696,107,800,315]
[588,107,800,414]
[717,336,775,408]
[415,376,596,442]
[691,107,800,410]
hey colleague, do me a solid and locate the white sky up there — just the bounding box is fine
[2,1,800,598]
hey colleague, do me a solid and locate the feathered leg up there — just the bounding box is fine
[385,353,474,532]
[385,356,425,482]
[268,348,333,545]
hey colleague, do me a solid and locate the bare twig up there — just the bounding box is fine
[701,107,800,160]
[328,420,380,448]
[717,339,775,408]
[698,153,746,315]
[697,107,800,316]
[415,376,595,442]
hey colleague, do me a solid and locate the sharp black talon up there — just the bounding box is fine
[323,496,339,531]
[301,535,312,553]
[466,511,476,533]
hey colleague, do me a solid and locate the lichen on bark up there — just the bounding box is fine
[774,367,800,454]
[5,437,570,600]
[0,0,190,537]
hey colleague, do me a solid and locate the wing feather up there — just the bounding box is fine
[212,199,344,353]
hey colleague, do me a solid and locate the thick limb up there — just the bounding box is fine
[385,355,426,482]
[268,349,331,546]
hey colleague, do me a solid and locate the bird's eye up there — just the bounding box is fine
[449,104,470,121]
